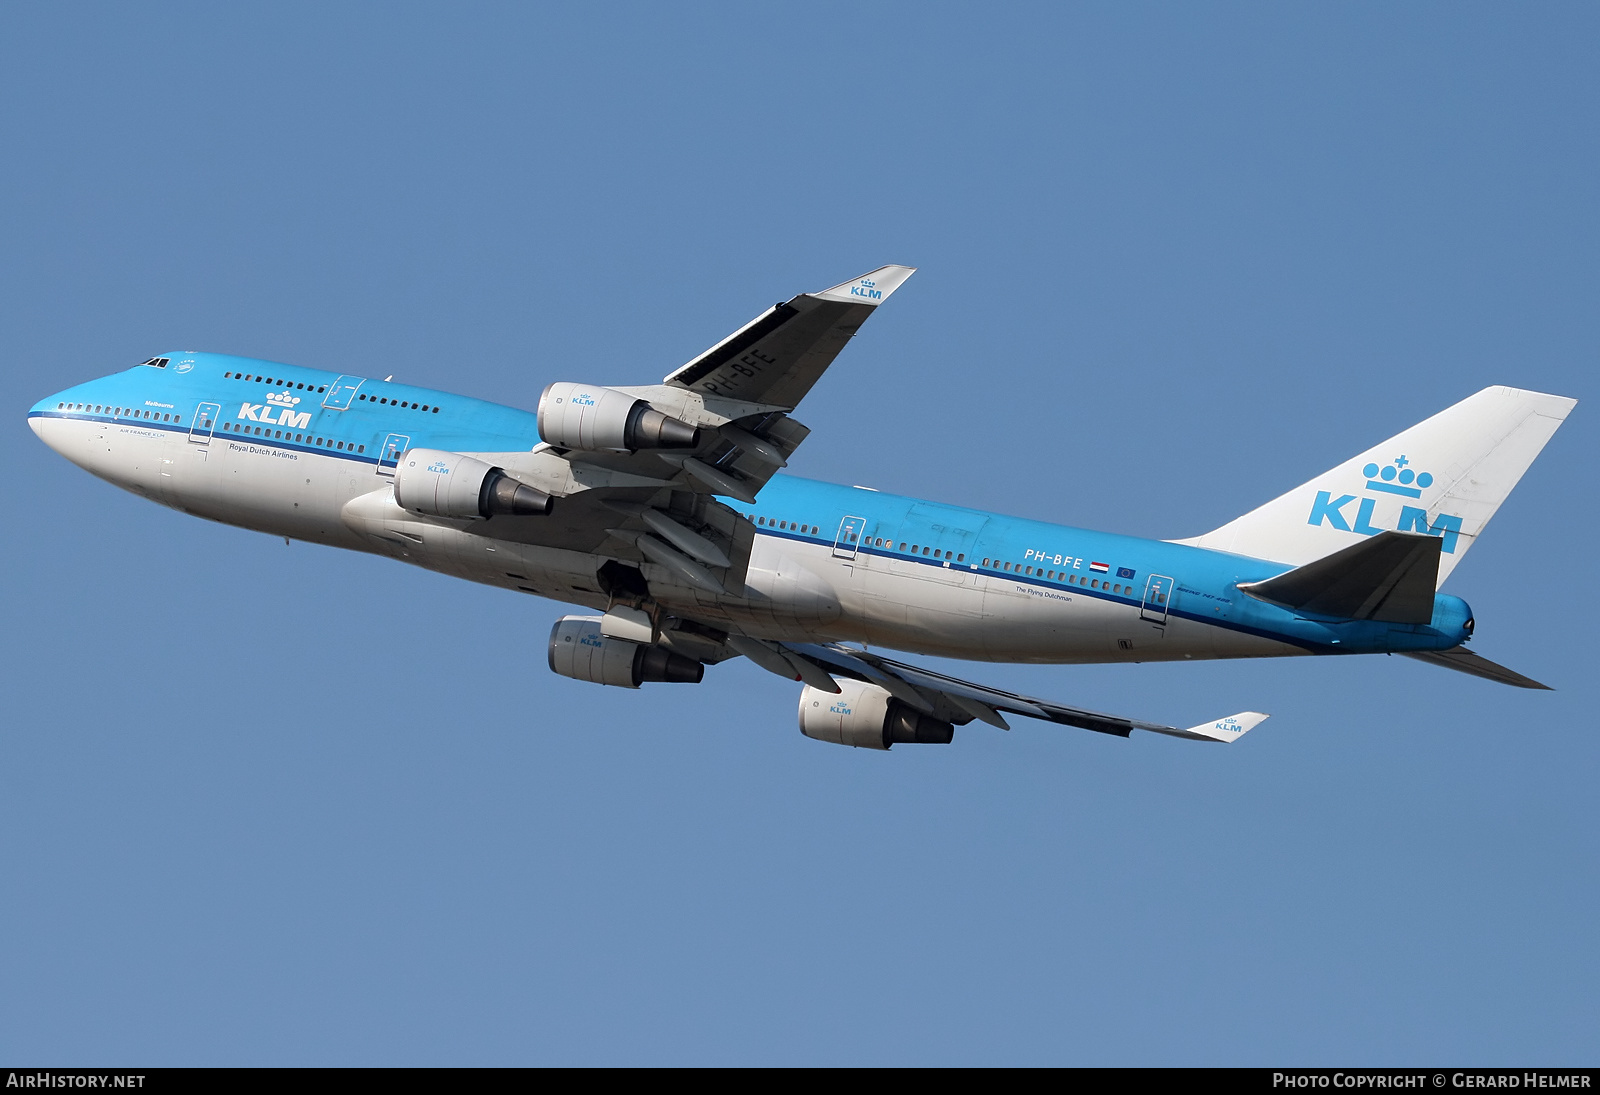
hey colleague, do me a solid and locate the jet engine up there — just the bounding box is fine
[547,615,705,688]
[393,448,553,519]
[797,678,955,750]
[537,383,700,452]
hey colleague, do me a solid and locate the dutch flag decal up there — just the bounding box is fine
[1089,561,1110,573]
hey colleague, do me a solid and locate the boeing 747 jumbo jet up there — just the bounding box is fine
[28,267,1577,750]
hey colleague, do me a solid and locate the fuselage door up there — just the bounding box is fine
[1141,574,1175,624]
[833,515,866,559]
[322,375,365,410]
[188,401,221,445]
[377,433,410,476]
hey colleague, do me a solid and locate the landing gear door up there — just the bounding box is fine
[377,433,410,476]
[188,402,221,445]
[833,515,866,559]
[1141,574,1175,624]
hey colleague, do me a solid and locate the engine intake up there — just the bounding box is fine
[798,678,955,750]
[548,616,705,688]
[394,448,553,520]
[537,382,700,452]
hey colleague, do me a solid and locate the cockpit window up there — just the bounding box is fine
[141,357,170,369]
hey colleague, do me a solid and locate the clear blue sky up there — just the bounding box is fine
[2,2,1595,1065]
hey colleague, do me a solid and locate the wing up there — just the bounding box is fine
[545,263,918,516]
[723,637,1267,744]
[665,265,917,407]
[361,267,916,598]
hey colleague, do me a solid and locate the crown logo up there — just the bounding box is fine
[1363,455,1434,498]
[861,278,876,289]
[266,390,301,407]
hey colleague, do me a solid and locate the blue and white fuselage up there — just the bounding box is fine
[27,353,1470,663]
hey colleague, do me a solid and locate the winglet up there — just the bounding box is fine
[1171,711,1270,743]
[812,265,917,305]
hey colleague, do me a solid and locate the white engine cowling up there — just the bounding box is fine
[547,616,704,688]
[393,448,553,520]
[797,678,956,750]
[537,382,699,452]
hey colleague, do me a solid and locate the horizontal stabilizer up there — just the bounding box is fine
[1402,647,1551,690]
[1239,531,1440,623]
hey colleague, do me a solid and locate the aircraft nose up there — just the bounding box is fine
[29,392,74,455]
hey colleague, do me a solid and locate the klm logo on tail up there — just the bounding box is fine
[848,278,883,301]
[1307,455,1463,552]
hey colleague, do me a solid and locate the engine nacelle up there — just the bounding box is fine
[537,382,700,452]
[393,448,553,520]
[798,678,955,750]
[547,616,705,688]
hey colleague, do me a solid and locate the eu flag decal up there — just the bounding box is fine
[1117,567,1135,579]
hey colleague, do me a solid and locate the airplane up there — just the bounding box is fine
[27,266,1577,750]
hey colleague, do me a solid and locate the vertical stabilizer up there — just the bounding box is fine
[1177,386,1576,585]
